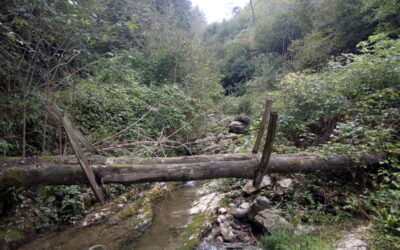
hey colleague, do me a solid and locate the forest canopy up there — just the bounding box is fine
[0,0,399,248]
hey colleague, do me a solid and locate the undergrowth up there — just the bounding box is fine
[260,229,330,250]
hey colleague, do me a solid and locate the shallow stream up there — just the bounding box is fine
[19,181,200,250]
[126,181,199,250]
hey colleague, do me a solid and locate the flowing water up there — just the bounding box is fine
[126,181,199,250]
[19,182,200,250]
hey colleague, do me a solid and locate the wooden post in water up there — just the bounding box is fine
[252,99,272,154]
[253,112,278,188]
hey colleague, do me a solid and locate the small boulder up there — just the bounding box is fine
[229,121,247,134]
[235,114,251,126]
[220,222,236,242]
[253,209,292,233]
[247,196,272,221]
[217,215,226,224]
[277,178,293,189]
[239,202,251,209]
[231,208,247,219]
[242,176,272,195]
[336,234,368,250]
[218,207,228,215]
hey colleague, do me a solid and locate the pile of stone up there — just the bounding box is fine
[229,114,251,135]
[203,176,295,246]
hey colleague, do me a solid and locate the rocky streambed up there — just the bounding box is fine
[2,114,373,249]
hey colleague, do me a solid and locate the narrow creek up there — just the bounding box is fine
[126,181,199,250]
[18,181,201,250]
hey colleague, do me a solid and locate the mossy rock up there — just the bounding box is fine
[178,212,213,250]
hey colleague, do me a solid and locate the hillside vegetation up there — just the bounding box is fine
[0,0,399,248]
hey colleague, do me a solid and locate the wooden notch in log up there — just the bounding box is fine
[253,112,278,188]
[0,153,387,187]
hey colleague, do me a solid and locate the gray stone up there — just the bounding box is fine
[211,227,221,237]
[231,208,247,219]
[217,215,226,224]
[220,222,236,242]
[240,202,251,209]
[277,178,293,189]
[336,234,368,250]
[254,209,292,233]
[242,176,272,195]
[247,196,272,221]
[219,207,228,214]
[235,114,251,125]
[229,121,247,134]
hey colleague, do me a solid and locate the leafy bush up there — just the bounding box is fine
[271,34,400,148]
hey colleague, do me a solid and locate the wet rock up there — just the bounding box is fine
[247,196,272,221]
[253,209,292,233]
[242,176,272,195]
[277,178,293,189]
[336,234,368,250]
[220,222,236,242]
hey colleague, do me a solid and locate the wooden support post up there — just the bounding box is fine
[252,99,272,154]
[73,128,99,155]
[61,116,106,203]
[44,105,106,204]
[253,112,278,188]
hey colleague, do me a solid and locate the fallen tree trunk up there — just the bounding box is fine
[0,153,387,187]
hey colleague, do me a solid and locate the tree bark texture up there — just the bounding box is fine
[0,153,387,187]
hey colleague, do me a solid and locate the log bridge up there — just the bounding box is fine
[0,152,387,188]
[0,100,389,203]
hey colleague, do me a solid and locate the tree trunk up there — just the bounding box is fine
[249,0,256,24]
[0,153,387,187]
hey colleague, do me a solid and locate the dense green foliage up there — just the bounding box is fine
[0,0,220,157]
[0,0,400,248]
[204,0,400,93]
[206,1,399,247]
